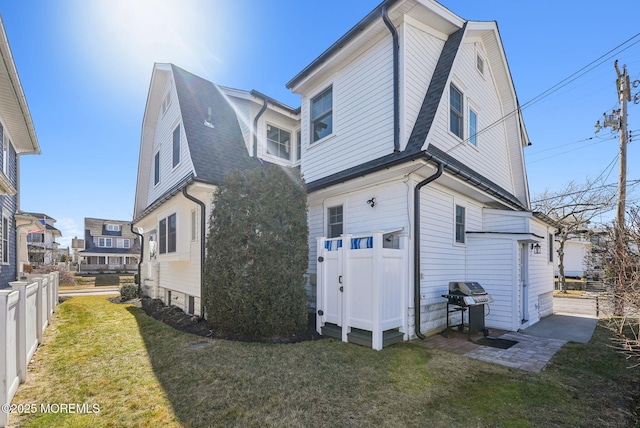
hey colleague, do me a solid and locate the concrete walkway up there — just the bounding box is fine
[422,296,599,372]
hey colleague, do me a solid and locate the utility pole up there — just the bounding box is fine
[595,60,631,316]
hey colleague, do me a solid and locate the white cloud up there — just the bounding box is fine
[55,217,84,249]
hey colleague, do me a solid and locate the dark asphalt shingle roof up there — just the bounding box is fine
[171,65,262,185]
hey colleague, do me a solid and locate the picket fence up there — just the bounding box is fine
[0,272,59,427]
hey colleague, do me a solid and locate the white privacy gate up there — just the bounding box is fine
[316,232,408,350]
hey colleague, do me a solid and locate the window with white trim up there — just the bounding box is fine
[476,54,484,75]
[327,205,343,239]
[450,84,463,139]
[469,109,478,147]
[455,205,466,244]
[266,124,291,160]
[98,237,113,247]
[159,213,177,254]
[117,239,131,248]
[106,224,121,232]
[311,86,333,143]
[162,90,171,115]
[296,130,301,161]
[190,209,197,242]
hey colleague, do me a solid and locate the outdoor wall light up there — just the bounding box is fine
[531,243,541,254]
[367,198,376,208]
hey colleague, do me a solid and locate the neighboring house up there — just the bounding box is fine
[286,0,557,342]
[0,16,41,286]
[23,212,62,266]
[133,0,557,344]
[554,231,591,279]
[78,218,140,274]
[133,65,299,315]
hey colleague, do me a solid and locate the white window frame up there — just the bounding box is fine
[98,237,113,248]
[266,123,292,160]
[327,205,344,239]
[469,108,478,147]
[159,213,177,254]
[106,224,121,232]
[310,85,333,144]
[161,90,171,115]
[450,84,464,140]
[454,204,466,245]
[117,239,131,249]
[190,209,197,242]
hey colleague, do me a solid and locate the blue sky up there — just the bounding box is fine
[1,0,639,248]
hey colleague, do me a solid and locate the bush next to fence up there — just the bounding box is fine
[32,265,76,287]
[204,165,309,338]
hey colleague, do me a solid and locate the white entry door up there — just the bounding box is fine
[519,243,529,325]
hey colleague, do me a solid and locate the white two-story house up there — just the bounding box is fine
[132,64,300,316]
[287,0,557,342]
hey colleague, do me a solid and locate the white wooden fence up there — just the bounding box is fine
[316,232,408,350]
[0,272,59,427]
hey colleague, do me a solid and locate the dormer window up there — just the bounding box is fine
[311,86,333,143]
[266,124,291,160]
[106,224,121,232]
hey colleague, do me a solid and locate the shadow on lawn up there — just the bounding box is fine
[124,302,326,427]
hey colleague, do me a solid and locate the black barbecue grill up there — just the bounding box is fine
[442,281,494,339]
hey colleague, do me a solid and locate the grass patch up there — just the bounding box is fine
[10,296,639,427]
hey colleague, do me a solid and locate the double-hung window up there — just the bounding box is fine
[98,237,112,247]
[172,124,181,167]
[159,213,177,254]
[266,124,291,160]
[450,85,463,139]
[455,205,466,244]
[327,205,343,239]
[311,86,333,143]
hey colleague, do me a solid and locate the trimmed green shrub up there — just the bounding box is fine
[95,274,120,286]
[119,282,138,301]
[204,164,308,338]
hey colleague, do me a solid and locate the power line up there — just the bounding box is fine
[531,179,640,204]
[444,32,640,154]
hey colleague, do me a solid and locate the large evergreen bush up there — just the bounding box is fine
[203,164,308,337]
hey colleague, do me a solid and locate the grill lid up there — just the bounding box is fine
[449,281,487,296]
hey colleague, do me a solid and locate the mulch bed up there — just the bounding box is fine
[114,296,323,344]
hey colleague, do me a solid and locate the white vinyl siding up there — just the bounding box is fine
[300,33,393,183]
[147,76,194,205]
[403,22,446,150]
[423,40,517,198]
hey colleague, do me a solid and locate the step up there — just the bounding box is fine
[347,327,404,348]
[321,322,342,340]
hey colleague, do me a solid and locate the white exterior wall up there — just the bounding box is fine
[423,39,516,196]
[401,19,445,150]
[528,218,555,321]
[147,78,195,205]
[300,34,394,183]
[556,240,589,278]
[307,176,412,306]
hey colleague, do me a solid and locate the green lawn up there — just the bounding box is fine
[9,296,639,427]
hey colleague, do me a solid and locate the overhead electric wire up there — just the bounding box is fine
[444,32,640,155]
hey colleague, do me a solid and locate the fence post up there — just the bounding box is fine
[10,281,38,383]
[316,237,326,336]
[0,289,20,428]
[371,232,384,351]
[341,234,351,343]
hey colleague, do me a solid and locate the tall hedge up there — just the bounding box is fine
[203,164,309,337]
